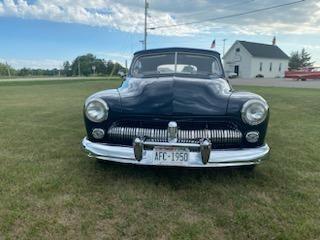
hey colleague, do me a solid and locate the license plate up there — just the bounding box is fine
[153,147,190,165]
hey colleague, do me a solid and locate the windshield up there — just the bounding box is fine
[131,52,222,78]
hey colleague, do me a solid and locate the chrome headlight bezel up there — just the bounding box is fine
[85,98,109,123]
[241,99,269,126]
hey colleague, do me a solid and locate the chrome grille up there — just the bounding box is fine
[107,126,242,145]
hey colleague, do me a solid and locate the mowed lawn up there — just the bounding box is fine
[0,79,319,240]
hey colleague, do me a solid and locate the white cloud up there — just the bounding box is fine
[0,2,4,14]
[94,51,133,65]
[303,44,320,50]
[0,51,131,69]
[0,58,64,69]
[0,0,319,36]
[95,51,131,59]
[0,0,198,36]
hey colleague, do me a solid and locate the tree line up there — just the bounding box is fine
[1,49,315,77]
[0,54,125,77]
[289,48,314,70]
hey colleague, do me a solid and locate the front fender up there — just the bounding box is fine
[227,91,269,147]
[84,89,122,141]
[227,91,266,116]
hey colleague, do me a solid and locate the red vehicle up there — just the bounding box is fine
[285,67,320,81]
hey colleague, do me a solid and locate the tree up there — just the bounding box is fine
[69,54,124,76]
[289,51,300,70]
[18,68,32,76]
[289,48,314,70]
[71,54,108,76]
[0,62,15,76]
[300,48,313,68]
[63,61,72,76]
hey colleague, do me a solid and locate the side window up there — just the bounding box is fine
[212,61,219,74]
[259,62,263,72]
[279,63,282,72]
[133,60,142,76]
[269,62,272,72]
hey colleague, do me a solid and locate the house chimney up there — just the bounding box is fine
[272,36,276,45]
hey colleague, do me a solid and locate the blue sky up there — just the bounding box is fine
[0,0,320,69]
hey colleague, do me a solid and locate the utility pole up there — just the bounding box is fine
[78,59,81,77]
[144,0,149,50]
[6,62,11,78]
[222,39,227,56]
[139,40,145,50]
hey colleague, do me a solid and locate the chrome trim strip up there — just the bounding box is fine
[143,141,201,148]
[82,138,270,168]
[107,126,242,144]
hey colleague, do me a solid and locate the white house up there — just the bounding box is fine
[223,41,289,78]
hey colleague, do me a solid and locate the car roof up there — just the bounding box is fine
[134,47,221,57]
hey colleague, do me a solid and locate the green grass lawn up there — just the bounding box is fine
[0,79,319,239]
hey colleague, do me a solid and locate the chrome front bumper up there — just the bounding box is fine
[82,137,270,168]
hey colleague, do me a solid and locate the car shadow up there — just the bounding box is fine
[92,160,266,190]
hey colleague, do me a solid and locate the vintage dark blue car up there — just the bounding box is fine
[82,48,269,169]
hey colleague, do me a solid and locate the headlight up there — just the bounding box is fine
[85,98,109,122]
[241,99,268,125]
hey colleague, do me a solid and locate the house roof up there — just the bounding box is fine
[239,41,289,60]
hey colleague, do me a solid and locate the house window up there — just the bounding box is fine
[259,62,263,72]
[279,63,282,72]
[269,62,273,72]
[236,48,240,52]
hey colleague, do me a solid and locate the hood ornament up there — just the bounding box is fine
[168,121,178,143]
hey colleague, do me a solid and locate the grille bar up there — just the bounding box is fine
[107,126,242,144]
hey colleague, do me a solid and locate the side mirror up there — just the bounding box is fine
[118,70,126,78]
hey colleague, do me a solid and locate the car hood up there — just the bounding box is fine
[117,77,232,116]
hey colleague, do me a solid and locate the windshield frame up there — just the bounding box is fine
[129,51,224,79]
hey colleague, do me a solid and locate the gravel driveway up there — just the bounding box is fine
[230,78,320,89]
